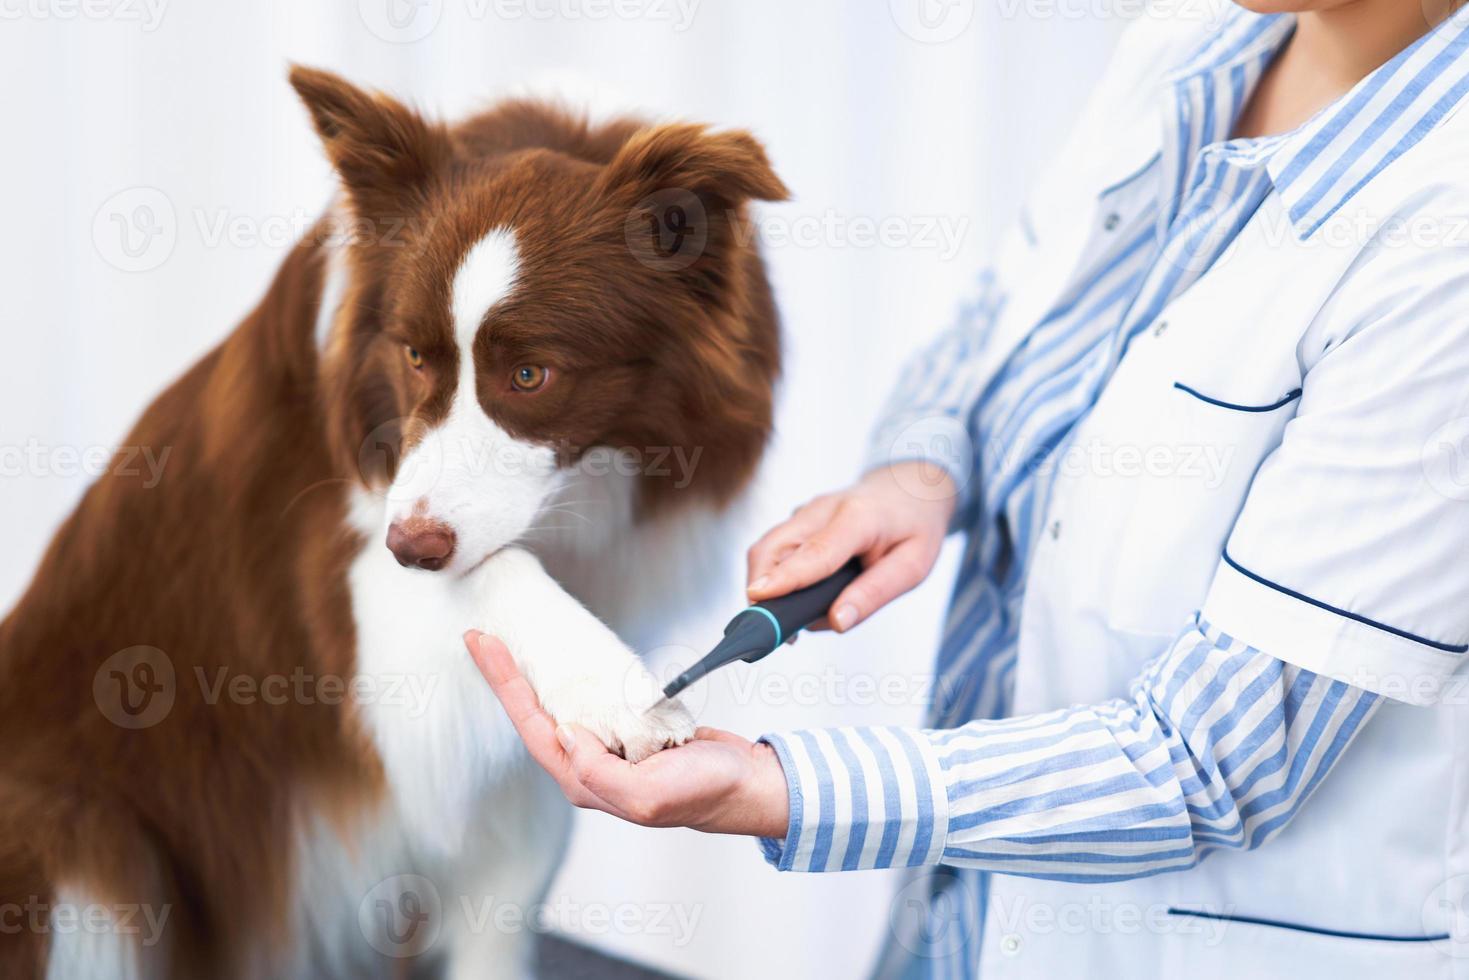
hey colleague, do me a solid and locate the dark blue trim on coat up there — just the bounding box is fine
[1222,548,1469,653]
[1173,382,1302,413]
[1168,907,1450,944]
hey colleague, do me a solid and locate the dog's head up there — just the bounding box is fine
[292,67,788,574]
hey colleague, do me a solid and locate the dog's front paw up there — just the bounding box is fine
[539,674,695,764]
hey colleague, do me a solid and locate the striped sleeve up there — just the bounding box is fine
[757,617,1381,876]
[863,271,1003,527]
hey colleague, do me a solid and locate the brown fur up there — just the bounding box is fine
[0,67,786,977]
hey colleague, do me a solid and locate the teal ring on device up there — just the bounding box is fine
[744,605,783,648]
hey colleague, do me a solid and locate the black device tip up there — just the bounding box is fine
[658,611,780,703]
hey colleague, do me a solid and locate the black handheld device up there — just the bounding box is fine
[658,558,864,702]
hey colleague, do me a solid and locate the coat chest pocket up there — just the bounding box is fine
[1104,378,1300,637]
[1160,907,1453,980]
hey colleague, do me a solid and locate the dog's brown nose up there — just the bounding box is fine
[386,519,456,571]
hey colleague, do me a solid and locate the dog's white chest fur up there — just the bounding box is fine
[273,489,696,979]
[347,494,527,855]
[267,492,567,979]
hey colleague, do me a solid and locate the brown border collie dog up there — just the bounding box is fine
[0,67,786,979]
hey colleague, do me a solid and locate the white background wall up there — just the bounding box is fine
[0,2,1128,977]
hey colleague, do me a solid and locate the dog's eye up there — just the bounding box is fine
[405,346,424,370]
[510,365,549,392]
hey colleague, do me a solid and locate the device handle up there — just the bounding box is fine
[752,557,864,646]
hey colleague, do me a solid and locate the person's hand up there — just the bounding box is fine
[746,460,956,632]
[465,630,790,839]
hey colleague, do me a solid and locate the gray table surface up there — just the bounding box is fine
[537,934,690,980]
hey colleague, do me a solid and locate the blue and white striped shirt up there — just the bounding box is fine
[758,8,1469,978]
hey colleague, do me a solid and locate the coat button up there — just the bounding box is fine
[1103,212,1121,232]
[1154,319,1169,337]
[1001,933,1022,956]
[1050,520,1062,541]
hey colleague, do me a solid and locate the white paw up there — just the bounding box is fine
[539,671,696,764]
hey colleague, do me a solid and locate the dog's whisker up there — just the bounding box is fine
[539,507,592,523]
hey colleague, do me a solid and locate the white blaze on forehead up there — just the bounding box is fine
[451,228,521,383]
[381,223,559,572]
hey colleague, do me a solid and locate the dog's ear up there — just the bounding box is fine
[598,124,788,305]
[598,123,789,209]
[289,65,449,213]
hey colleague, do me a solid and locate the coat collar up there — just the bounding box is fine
[1171,4,1469,238]
[1105,5,1469,240]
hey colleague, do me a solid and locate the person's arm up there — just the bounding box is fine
[761,204,1469,871]
[463,613,1380,871]
[759,618,1379,873]
[469,196,1469,868]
